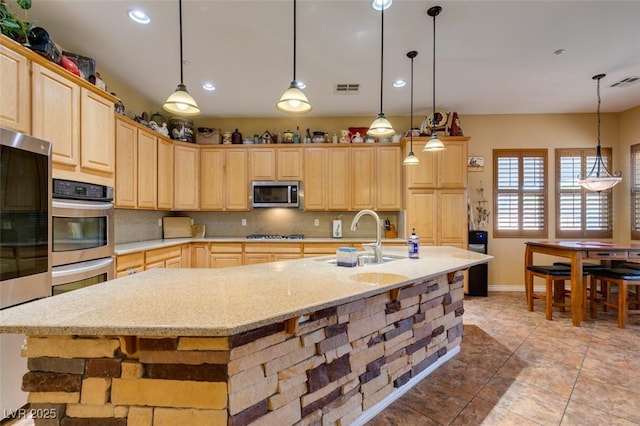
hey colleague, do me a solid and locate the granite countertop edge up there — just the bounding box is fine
[1,247,492,337]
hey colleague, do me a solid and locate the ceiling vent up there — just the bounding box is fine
[335,83,359,94]
[610,77,640,88]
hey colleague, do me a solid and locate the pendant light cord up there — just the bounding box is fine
[179,0,184,84]
[431,9,436,127]
[379,6,384,114]
[293,0,297,82]
[410,53,414,148]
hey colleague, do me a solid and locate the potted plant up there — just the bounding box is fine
[0,0,34,45]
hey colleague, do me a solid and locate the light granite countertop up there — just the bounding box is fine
[0,246,491,337]
[114,237,408,255]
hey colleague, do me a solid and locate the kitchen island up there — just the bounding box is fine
[0,246,491,426]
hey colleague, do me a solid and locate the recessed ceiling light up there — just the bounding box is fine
[128,9,150,24]
[372,0,392,11]
[202,83,216,91]
[553,49,566,56]
[393,80,406,88]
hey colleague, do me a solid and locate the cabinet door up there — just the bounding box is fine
[244,253,271,265]
[200,148,225,210]
[405,140,437,189]
[210,253,243,268]
[277,147,303,181]
[406,190,437,246]
[32,63,80,167]
[137,129,157,209]
[351,147,374,210]
[250,148,276,181]
[328,148,350,210]
[0,43,30,133]
[80,88,115,174]
[165,257,182,268]
[191,243,210,268]
[174,143,200,210]
[376,146,402,210]
[303,148,327,210]
[157,138,174,210]
[114,118,137,208]
[225,148,249,210]
[438,189,468,247]
[439,140,467,188]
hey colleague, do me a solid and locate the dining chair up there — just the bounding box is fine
[526,265,588,320]
[589,268,640,328]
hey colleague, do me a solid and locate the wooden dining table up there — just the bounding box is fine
[524,240,640,326]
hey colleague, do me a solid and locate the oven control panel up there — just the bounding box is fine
[53,179,114,201]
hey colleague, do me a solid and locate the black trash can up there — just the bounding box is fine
[467,231,488,296]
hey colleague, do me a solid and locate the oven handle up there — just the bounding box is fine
[52,200,114,210]
[52,257,114,278]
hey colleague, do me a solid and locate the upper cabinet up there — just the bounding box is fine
[1,36,117,187]
[174,142,200,211]
[304,144,402,211]
[0,40,30,133]
[201,146,249,211]
[405,137,469,189]
[249,146,303,181]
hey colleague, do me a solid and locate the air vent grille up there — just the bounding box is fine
[610,77,640,88]
[335,83,359,94]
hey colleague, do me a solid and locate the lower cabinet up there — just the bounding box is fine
[243,243,302,265]
[210,243,243,268]
[115,252,144,278]
[144,246,182,269]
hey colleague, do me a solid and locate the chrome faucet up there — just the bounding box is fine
[350,209,383,263]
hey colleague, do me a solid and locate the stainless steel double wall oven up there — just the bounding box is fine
[51,179,114,295]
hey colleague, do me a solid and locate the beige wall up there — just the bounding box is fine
[462,111,631,289]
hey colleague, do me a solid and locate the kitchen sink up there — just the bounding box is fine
[316,254,404,265]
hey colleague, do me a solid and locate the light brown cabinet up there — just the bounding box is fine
[0,39,30,133]
[145,246,182,269]
[304,145,402,211]
[115,117,157,209]
[32,63,116,187]
[210,243,243,268]
[404,137,470,247]
[174,142,200,210]
[201,147,249,211]
[115,252,144,278]
[249,147,304,181]
[157,138,174,210]
[191,243,210,268]
[243,243,302,265]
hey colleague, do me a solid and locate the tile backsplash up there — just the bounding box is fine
[115,209,403,244]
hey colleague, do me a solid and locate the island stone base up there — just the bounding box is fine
[22,270,464,426]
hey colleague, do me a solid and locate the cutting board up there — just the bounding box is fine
[163,217,192,239]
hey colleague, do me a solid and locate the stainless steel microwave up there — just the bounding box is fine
[251,181,301,208]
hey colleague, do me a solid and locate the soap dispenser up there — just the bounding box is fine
[332,217,343,238]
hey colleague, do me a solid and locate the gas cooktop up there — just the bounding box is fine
[245,234,304,240]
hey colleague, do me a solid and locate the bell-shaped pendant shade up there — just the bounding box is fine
[276,81,312,113]
[403,151,420,165]
[368,113,395,138]
[163,83,200,116]
[423,133,445,151]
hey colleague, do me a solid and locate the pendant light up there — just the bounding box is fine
[163,0,200,116]
[423,5,444,151]
[276,0,312,113]
[367,3,395,138]
[577,74,622,191]
[403,51,419,166]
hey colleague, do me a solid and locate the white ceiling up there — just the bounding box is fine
[23,0,640,118]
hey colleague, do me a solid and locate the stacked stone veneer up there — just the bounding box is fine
[22,271,464,426]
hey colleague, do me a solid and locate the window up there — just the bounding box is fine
[493,149,547,238]
[631,144,640,239]
[556,148,613,238]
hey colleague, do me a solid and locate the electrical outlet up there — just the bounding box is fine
[314,219,319,226]
[242,219,247,226]
[158,219,162,226]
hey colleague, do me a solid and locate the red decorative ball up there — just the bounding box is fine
[60,55,80,77]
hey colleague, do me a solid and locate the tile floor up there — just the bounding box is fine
[3,292,639,426]
[367,292,640,425]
